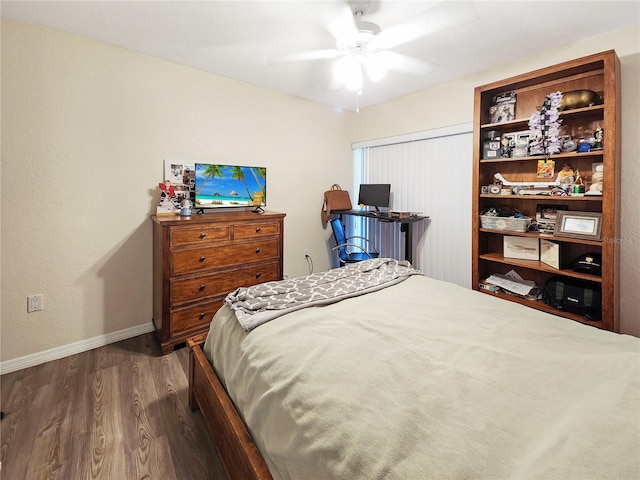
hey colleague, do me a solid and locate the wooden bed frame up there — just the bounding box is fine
[187,333,273,480]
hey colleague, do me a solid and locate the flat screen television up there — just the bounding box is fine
[194,163,266,210]
[358,183,391,211]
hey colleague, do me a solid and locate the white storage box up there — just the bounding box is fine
[503,236,539,260]
[480,215,531,232]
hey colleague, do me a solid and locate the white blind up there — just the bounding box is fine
[353,128,473,288]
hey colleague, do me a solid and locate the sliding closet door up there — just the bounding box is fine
[353,131,472,288]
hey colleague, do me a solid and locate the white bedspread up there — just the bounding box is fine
[204,274,640,480]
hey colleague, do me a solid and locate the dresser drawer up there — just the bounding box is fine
[170,300,223,336]
[172,238,280,275]
[171,225,230,246]
[171,261,280,305]
[234,222,280,239]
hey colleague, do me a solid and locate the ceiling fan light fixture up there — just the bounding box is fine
[333,23,383,91]
[345,67,363,91]
[364,53,388,82]
[333,56,363,91]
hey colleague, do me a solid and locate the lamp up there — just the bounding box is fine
[333,56,363,91]
[333,19,388,91]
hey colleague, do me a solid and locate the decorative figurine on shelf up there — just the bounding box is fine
[572,169,585,195]
[499,136,511,158]
[556,163,574,185]
[528,91,563,156]
[180,198,193,217]
[574,169,583,185]
[558,89,602,111]
[593,124,604,150]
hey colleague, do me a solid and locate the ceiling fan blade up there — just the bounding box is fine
[371,1,479,50]
[374,51,436,78]
[268,49,342,66]
[319,2,359,42]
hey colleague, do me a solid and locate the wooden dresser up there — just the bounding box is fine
[152,211,285,354]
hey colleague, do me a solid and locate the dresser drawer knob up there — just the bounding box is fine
[199,313,206,320]
[199,284,206,291]
[255,227,261,233]
[255,273,261,279]
[199,256,206,262]
[199,232,206,239]
[255,248,261,254]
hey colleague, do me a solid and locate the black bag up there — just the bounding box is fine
[543,276,602,320]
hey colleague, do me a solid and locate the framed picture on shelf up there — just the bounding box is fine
[513,132,530,157]
[537,159,555,179]
[554,211,602,240]
[540,239,561,269]
[489,91,516,123]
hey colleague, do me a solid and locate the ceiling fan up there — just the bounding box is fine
[268,1,479,92]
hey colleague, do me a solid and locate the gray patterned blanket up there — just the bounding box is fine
[225,258,421,331]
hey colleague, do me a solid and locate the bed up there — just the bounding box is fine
[188,258,640,480]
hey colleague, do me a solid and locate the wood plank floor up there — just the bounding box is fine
[0,333,229,480]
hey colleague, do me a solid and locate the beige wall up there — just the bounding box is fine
[0,18,354,364]
[1,19,638,366]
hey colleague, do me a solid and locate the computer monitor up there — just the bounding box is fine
[358,184,391,211]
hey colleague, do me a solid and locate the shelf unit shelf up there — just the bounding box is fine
[479,228,602,246]
[480,290,602,328]
[481,104,604,130]
[480,150,603,164]
[479,194,602,202]
[478,252,603,283]
[472,50,621,332]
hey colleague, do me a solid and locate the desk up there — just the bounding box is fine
[340,210,428,265]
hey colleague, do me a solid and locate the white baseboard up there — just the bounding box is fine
[0,322,156,375]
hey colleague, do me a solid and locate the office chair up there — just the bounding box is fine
[330,217,379,266]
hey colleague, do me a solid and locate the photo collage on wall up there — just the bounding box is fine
[164,160,195,202]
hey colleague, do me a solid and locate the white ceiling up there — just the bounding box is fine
[2,1,638,111]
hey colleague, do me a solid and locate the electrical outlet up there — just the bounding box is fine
[27,294,44,313]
